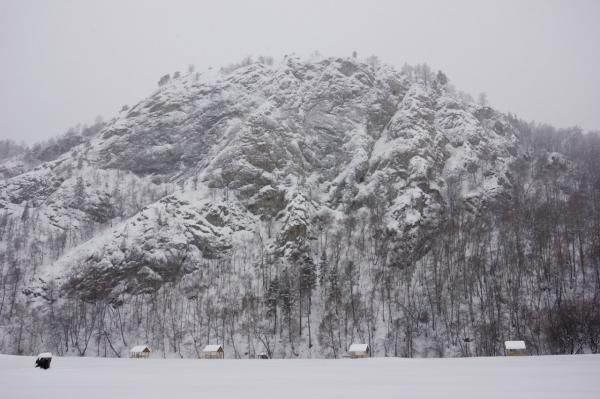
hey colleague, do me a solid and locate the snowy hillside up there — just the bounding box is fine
[1,354,599,399]
[1,55,599,359]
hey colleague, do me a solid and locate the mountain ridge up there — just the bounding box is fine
[1,55,598,358]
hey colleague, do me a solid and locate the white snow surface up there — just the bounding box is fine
[348,343,369,352]
[130,345,150,353]
[505,341,526,350]
[202,345,223,352]
[1,354,599,399]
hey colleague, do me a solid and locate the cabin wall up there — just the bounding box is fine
[506,349,527,356]
[130,352,150,359]
[203,352,224,359]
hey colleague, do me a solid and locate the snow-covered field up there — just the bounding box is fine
[1,354,599,398]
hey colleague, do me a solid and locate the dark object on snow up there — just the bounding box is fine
[35,352,52,370]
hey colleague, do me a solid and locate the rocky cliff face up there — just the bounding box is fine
[2,57,517,300]
[4,56,593,358]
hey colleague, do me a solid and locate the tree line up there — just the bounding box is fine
[0,121,599,358]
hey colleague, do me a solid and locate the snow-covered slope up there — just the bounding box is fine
[1,56,597,359]
[1,57,517,298]
[1,354,599,399]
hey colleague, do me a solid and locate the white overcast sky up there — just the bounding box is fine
[1,0,599,143]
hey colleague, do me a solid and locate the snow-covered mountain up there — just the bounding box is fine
[1,56,598,359]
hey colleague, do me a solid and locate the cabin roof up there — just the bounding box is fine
[130,345,151,353]
[348,343,369,352]
[203,344,223,352]
[37,352,52,358]
[504,341,526,350]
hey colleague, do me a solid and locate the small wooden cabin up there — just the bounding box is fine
[130,345,151,359]
[348,343,370,358]
[504,341,527,356]
[203,344,224,359]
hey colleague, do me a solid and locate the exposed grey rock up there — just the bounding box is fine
[2,56,521,302]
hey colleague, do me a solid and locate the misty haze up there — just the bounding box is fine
[1,1,600,398]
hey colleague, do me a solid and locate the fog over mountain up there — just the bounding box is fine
[1,55,599,358]
[1,0,599,145]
